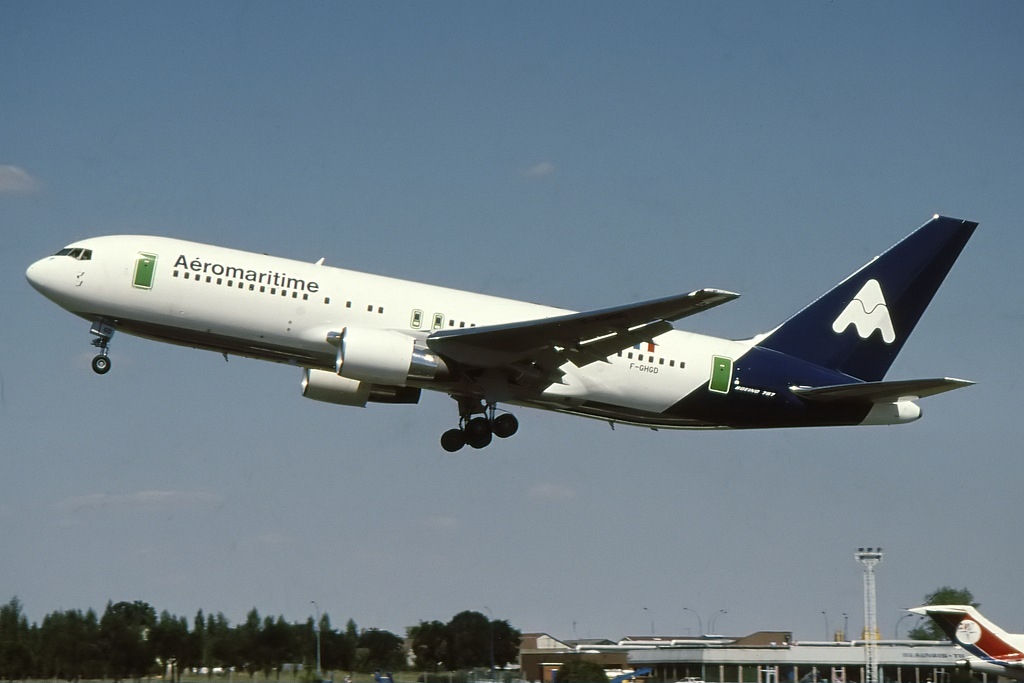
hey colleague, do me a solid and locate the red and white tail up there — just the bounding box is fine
[910,605,1024,676]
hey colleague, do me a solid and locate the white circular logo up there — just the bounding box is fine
[956,619,982,645]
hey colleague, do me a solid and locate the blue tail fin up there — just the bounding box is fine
[757,215,977,381]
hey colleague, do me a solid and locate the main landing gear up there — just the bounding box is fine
[440,399,519,452]
[89,320,115,375]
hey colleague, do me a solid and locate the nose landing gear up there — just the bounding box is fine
[440,399,519,452]
[89,321,115,375]
[91,353,111,374]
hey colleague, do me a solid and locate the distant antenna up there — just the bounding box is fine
[855,547,883,683]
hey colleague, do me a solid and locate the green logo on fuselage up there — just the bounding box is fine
[709,355,733,394]
[133,252,157,289]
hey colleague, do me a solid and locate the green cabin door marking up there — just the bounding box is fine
[133,252,157,289]
[709,355,733,394]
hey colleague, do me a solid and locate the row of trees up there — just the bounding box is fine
[0,598,520,683]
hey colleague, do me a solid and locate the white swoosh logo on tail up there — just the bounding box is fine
[831,279,895,343]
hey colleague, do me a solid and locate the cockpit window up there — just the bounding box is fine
[55,247,93,260]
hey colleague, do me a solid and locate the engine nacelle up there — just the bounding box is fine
[327,327,448,386]
[302,369,420,407]
[955,658,1022,678]
[860,400,922,425]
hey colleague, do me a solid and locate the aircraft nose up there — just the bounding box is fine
[25,257,58,298]
[25,259,43,289]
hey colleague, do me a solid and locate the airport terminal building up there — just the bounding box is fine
[519,633,969,683]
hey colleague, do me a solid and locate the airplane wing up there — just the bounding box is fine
[792,377,974,403]
[426,288,739,370]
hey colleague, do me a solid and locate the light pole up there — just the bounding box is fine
[682,607,703,636]
[484,606,494,676]
[856,547,884,683]
[822,611,830,641]
[311,601,322,681]
[709,610,728,634]
[896,611,915,639]
[643,607,654,635]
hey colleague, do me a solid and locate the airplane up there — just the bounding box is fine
[909,605,1024,680]
[25,214,976,451]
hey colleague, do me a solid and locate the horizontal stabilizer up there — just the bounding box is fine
[792,377,974,403]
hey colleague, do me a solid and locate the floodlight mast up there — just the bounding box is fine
[855,548,883,683]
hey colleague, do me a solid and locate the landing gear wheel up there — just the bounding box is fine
[443,397,519,451]
[492,413,519,438]
[464,417,493,449]
[88,321,115,374]
[440,429,466,452]
[91,354,111,375]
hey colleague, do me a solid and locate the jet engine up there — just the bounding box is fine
[302,369,420,407]
[327,327,449,385]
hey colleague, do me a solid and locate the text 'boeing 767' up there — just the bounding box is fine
[26,215,976,450]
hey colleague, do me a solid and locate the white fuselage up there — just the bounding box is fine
[26,235,753,425]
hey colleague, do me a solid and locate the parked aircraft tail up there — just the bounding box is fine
[909,605,1024,674]
[756,215,977,381]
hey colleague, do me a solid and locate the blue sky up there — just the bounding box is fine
[2,2,1023,643]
